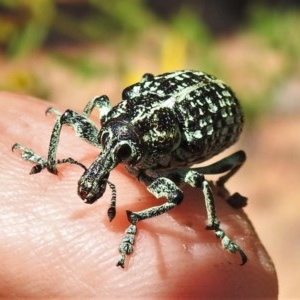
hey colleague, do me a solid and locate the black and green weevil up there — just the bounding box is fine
[13,70,247,268]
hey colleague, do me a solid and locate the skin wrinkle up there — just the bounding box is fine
[14,207,98,295]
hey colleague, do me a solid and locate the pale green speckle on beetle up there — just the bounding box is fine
[13,70,247,268]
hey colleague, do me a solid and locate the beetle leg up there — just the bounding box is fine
[14,107,101,175]
[45,95,112,126]
[215,151,246,187]
[182,170,247,265]
[46,109,101,174]
[190,151,246,181]
[82,95,112,125]
[12,143,87,174]
[12,143,48,170]
[191,151,247,208]
[116,176,183,268]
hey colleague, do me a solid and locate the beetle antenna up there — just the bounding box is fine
[107,180,117,221]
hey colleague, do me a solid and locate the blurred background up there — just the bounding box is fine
[0,0,299,298]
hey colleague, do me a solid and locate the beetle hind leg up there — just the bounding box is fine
[192,150,247,208]
[214,150,246,187]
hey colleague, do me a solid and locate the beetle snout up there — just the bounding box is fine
[77,171,109,204]
[76,141,118,204]
[77,179,106,204]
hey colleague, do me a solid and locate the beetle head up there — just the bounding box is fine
[77,120,142,204]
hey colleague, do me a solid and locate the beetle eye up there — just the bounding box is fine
[116,143,132,161]
[101,132,109,146]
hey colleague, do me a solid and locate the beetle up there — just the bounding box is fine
[13,70,247,268]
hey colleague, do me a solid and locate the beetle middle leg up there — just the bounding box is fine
[117,176,183,268]
[182,169,247,265]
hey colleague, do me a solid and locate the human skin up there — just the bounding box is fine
[0,92,278,298]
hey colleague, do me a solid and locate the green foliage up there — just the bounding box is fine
[0,0,55,56]
[0,0,153,56]
[50,52,108,78]
[1,2,299,125]
[248,6,300,60]
[241,5,300,123]
[170,7,212,46]
[88,0,152,35]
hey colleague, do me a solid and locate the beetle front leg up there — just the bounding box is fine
[117,177,183,268]
[46,109,102,174]
[183,170,247,265]
[45,96,113,173]
[14,95,113,175]
[12,143,48,171]
[12,143,87,174]
[13,109,100,174]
